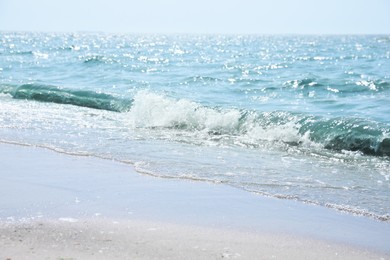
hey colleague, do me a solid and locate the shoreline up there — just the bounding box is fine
[1,142,389,258]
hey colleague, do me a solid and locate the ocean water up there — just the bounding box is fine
[0,32,389,220]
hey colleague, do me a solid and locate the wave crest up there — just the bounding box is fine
[2,86,388,157]
[0,84,132,112]
[129,91,243,134]
[128,91,390,157]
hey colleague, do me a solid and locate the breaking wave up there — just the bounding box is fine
[1,86,389,157]
[128,91,390,157]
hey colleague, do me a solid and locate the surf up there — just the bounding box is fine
[128,91,390,157]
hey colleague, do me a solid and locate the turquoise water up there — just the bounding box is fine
[1,32,389,220]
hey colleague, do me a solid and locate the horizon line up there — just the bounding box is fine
[1,30,390,36]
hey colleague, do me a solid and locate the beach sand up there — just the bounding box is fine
[0,142,389,259]
[1,218,386,260]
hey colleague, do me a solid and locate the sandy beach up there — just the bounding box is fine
[1,142,389,259]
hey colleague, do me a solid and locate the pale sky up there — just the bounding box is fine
[0,0,389,34]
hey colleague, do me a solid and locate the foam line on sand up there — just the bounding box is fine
[0,142,389,259]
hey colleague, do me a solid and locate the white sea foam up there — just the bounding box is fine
[128,91,242,133]
[125,91,319,151]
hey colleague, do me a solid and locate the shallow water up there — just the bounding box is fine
[1,32,389,220]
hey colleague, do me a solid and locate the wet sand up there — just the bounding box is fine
[0,143,389,259]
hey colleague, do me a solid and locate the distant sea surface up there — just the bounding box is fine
[1,32,389,220]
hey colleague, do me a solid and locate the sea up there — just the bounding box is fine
[0,32,389,221]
